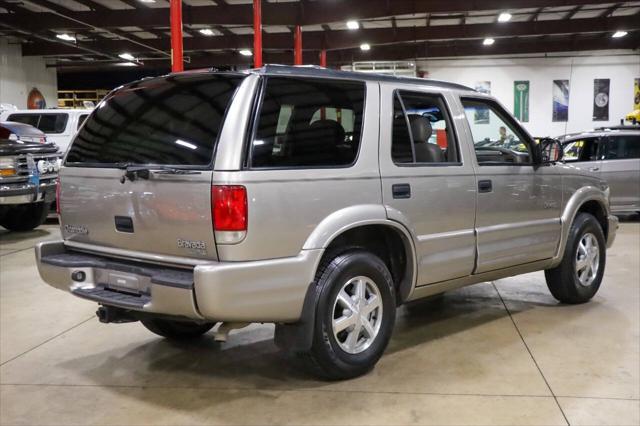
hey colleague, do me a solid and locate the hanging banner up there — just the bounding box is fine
[514,81,530,122]
[552,80,569,122]
[474,81,491,124]
[634,78,640,110]
[593,79,610,121]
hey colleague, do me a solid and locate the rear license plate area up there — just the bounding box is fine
[106,272,141,295]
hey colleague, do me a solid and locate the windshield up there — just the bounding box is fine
[65,73,244,167]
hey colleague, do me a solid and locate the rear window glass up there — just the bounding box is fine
[7,113,68,134]
[66,74,244,167]
[605,135,640,159]
[250,77,365,168]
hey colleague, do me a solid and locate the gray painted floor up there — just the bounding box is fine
[1,219,638,425]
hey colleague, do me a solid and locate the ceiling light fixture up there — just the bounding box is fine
[360,43,371,51]
[346,20,360,30]
[139,0,156,3]
[118,52,135,61]
[199,28,215,36]
[498,12,512,22]
[239,49,253,56]
[56,33,76,42]
[483,38,495,46]
[612,30,628,38]
[117,62,138,67]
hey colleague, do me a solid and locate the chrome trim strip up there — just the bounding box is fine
[416,228,475,243]
[63,241,214,267]
[476,218,560,234]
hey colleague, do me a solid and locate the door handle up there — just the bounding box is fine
[392,183,411,199]
[589,167,600,172]
[114,216,134,233]
[478,179,493,193]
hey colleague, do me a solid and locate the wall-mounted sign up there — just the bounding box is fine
[27,87,46,109]
[593,79,610,121]
[514,80,530,122]
[552,80,569,122]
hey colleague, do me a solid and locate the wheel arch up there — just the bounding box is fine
[303,204,417,298]
[552,186,610,266]
[275,207,418,352]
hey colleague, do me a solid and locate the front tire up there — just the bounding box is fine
[0,202,49,232]
[140,318,216,340]
[300,250,396,380]
[545,213,606,304]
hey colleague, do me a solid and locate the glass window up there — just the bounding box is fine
[37,114,68,133]
[604,135,640,160]
[250,77,365,168]
[7,114,39,129]
[562,138,600,162]
[66,74,244,167]
[462,98,533,165]
[7,113,68,134]
[391,91,458,164]
[77,114,89,130]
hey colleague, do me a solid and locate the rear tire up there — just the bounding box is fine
[299,249,396,380]
[545,213,606,304]
[140,318,216,340]
[0,202,49,232]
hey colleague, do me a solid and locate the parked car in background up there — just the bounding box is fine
[0,121,48,144]
[0,109,92,153]
[36,66,617,379]
[561,126,640,214]
[0,123,62,231]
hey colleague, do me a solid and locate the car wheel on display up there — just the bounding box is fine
[0,202,50,232]
[545,213,606,304]
[140,318,216,340]
[299,249,396,380]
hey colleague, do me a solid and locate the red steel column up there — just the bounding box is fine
[294,25,302,65]
[170,0,184,72]
[253,0,262,68]
[319,49,327,67]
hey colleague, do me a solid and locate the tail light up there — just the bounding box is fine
[211,185,247,244]
[55,178,61,215]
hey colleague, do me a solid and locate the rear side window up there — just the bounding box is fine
[66,74,244,167]
[392,91,458,164]
[250,77,365,168]
[7,113,68,134]
[562,138,601,162]
[604,135,640,159]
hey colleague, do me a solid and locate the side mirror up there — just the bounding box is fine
[539,137,564,164]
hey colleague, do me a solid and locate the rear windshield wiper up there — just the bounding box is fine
[118,164,201,183]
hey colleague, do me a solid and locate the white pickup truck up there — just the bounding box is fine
[0,109,92,153]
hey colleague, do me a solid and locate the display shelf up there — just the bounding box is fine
[57,89,109,109]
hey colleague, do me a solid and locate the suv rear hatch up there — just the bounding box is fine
[59,73,245,262]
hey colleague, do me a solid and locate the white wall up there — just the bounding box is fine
[0,38,58,109]
[419,51,640,137]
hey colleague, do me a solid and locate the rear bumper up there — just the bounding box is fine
[606,214,618,249]
[35,241,322,323]
[0,180,56,205]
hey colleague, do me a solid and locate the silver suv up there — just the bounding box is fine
[561,126,640,215]
[36,66,618,379]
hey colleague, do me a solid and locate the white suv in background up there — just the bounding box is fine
[0,109,92,153]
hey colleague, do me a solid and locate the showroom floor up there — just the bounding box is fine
[0,220,638,426]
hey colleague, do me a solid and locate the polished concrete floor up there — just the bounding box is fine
[0,219,638,425]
